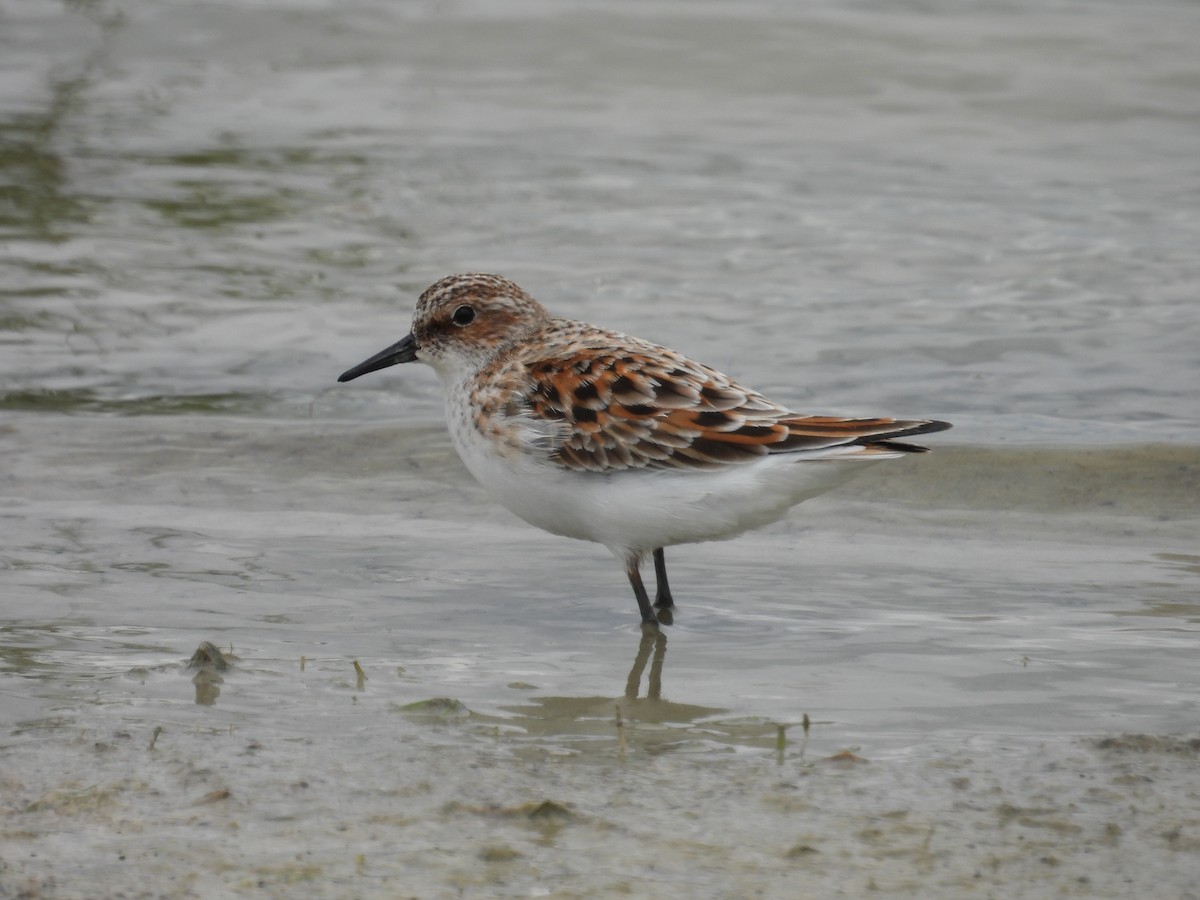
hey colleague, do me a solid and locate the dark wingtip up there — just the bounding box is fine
[859,419,951,454]
[907,419,952,435]
[877,419,952,441]
[871,440,932,453]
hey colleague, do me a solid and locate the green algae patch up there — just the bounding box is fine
[395,698,471,720]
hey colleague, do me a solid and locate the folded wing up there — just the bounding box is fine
[515,339,950,473]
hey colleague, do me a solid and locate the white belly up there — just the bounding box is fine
[445,395,879,557]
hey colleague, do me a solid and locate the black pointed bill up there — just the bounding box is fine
[337,333,419,382]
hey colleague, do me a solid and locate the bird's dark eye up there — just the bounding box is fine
[451,305,476,326]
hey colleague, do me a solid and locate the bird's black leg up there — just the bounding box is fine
[652,548,675,610]
[625,559,659,628]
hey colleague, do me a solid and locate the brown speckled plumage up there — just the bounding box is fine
[471,318,945,473]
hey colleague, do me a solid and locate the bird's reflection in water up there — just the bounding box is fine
[498,630,725,748]
[624,627,667,700]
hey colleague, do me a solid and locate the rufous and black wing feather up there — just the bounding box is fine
[512,333,949,473]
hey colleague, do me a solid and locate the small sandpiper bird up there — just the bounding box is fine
[339,274,950,627]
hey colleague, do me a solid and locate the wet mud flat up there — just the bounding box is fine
[2,668,1199,900]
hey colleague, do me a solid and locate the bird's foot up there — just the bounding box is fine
[653,591,674,626]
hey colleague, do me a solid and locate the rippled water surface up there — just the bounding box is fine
[3,1,1199,897]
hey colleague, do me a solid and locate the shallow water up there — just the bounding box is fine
[3,1,1200,897]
